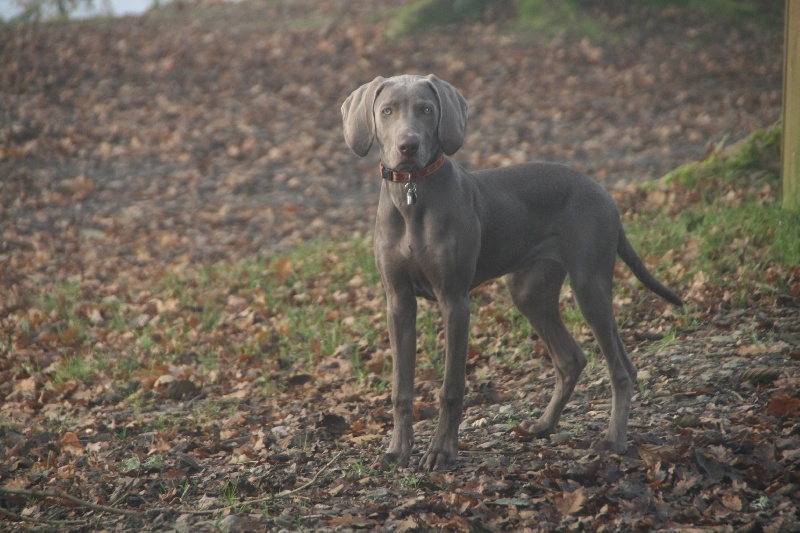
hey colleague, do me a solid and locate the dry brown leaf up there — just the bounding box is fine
[555,487,586,517]
[329,512,377,528]
[273,257,294,283]
[766,394,800,417]
[722,493,743,511]
[60,431,84,456]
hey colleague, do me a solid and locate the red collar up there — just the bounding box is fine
[380,153,446,182]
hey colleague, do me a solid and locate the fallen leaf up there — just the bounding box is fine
[273,257,294,283]
[60,432,84,455]
[694,449,725,481]
[489,497,533,508]
[392,518,418,533]
[154,374,176,388]
[329,512,376,528]
[738,367,780,385]
[766,394,800,417]
[722,493,743,511]
[555,487,586,517]
[316,413,349,434]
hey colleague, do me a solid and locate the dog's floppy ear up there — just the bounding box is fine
[424,74,468,155]
[341,76,386,157]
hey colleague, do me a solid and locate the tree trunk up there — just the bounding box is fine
[783,0,800,210]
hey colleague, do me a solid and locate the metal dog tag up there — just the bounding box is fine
[405,183,417,206]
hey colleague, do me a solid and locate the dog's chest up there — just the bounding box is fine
[376,226,441,301]
[406,242,438,299]
[376,189,479,300]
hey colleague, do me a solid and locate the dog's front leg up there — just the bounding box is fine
[420,294,470,471]
[374,288,417,470]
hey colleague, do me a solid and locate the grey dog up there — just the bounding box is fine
[341,74,682,471]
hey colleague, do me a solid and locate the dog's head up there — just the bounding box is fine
[341,74,468,171]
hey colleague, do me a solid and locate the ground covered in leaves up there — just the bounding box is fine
[1,0,798,531]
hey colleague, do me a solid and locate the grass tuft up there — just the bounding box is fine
[387,0,498,38]
[52,356,96,385]
[626,123,798,308]
[514,0,609,39]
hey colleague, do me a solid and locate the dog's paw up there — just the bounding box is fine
[419,448,457,471]
[372,452,411,471]
[592,439,627,455]
[518,419,555,438]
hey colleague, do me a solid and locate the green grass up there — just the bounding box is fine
[21,127,793,394]
[627,198,799,278]
[386,0,780,40]
[630,0,782,25]
[661,125,782,190]
[515,0,610,39]
[147,235,383,370]
[38,280,89,342]
[628,124,799,306]
[387,0,497,39]
[348,458,374,478]
[387,0,612,40]
[52,355,96,385]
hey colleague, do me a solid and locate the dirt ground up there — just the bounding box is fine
[1,1,797,531]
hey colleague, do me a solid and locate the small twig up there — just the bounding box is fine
[0,505,86,526]
[109,477,138,507]
[0,450,344,522]
[296,513,328,521]
[267,450,344,501]
[182,450,345,516]
[0,486,139,516]
[459,449,533,455]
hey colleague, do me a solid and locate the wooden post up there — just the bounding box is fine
[783,0,800,210]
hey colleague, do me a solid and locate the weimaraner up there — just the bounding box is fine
[341,74,682,471]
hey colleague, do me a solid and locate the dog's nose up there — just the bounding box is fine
[398,135,420,156]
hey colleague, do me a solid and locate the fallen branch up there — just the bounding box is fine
[251,450,344,504]
[183,449,345,515]
[0,505,86,527]
[0,486,139,516]
[0,450,345,522]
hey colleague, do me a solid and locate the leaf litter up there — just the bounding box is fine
[0,0,798,531]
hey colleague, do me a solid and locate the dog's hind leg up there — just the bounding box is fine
[507,261,587,438]
[571,268,635,453]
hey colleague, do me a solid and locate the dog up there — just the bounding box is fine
[341,74,682,470]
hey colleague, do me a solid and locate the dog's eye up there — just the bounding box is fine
[381,107,392,115]
[423,106,432,115]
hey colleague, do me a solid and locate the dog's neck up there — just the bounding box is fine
[379,153,446,183]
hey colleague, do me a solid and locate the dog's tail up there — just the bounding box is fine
[617,229,683,307]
